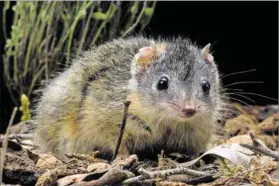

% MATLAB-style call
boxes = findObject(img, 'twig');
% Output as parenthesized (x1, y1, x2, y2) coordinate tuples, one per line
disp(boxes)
(75, 168, 134, 186)
(186, 175, 220, 185)
(139, 167, 211, 178)
(240, 132, 279, 160)
(122, 167, 212, 184)
(112, 101, 131, 161)
(122, 175, 145, 184)
(0, 107, 18, 184)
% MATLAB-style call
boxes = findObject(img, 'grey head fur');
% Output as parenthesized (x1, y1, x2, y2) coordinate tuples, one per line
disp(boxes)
(130, 36, 222, 122)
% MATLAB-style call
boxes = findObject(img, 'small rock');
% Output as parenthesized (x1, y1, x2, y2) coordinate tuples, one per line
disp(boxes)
(87, 162, 111, 173)
(36, 153, 63, 170)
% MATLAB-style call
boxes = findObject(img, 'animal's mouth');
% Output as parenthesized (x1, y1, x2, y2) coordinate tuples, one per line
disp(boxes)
(169, 102, 197, 118)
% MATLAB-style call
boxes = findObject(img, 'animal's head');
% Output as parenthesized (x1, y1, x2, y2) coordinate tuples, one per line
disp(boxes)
(128, 37, 223, 123)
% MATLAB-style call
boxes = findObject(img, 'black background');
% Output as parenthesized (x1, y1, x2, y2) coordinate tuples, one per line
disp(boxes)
(0, 1, 278, 132)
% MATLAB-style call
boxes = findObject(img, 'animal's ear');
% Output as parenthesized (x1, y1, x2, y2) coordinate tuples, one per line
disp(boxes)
(133, 43, 166, 71)
(201, 43, 214, 63)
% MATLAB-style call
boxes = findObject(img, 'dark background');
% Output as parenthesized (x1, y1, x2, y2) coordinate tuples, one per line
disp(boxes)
(0, 2, 278, 132)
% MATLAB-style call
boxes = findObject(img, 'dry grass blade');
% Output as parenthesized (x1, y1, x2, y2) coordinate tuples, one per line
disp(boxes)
(0, 107, 18, 184)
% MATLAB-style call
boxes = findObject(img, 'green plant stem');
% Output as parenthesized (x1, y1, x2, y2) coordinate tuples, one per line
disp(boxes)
(28, 64, 47, 96)
(122, 1, 147, 37)
(76, 3, 95, 56)
(124, 1, 139, 31)
(22, 2, 36, 77)
(2, 2, 10, 40)
(12, 10, 20, 84)
(91, 3, 117, 46)
(139, 1, 157, 32)
(65, 1, 94, 63)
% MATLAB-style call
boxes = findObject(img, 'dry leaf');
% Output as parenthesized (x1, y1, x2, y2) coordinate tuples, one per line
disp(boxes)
(179, 144, 254, 168)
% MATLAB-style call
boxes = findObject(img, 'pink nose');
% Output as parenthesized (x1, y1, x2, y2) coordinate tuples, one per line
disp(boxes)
(180, 108, 196, 117)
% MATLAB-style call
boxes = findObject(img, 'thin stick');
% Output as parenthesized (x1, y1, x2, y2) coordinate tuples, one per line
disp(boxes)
(122, 175, 146, 184)
(240, 132, 279, 161)
(112, 101, 131, 161)
(139, 167, 211, 178)
(0, 107, 18, 184)
(186, 175, 220, 185)
(75, 168, 134, 186)
(122, 167, 212, 184)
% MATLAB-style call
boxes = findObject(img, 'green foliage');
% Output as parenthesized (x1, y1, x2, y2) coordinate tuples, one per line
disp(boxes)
(144, 7, 154, 16)
(19, 94, 31, 121)
(2, 1, 157, 105)
(93, 12, 108, 20)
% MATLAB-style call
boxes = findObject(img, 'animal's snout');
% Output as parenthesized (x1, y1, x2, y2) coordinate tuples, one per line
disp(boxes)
(169, 101, 198, 118)
(180, 107, 196, 118)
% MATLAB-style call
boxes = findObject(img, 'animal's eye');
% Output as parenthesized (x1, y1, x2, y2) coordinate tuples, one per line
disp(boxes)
(201, 80, 210, 94)
(157, 76, 169, 90)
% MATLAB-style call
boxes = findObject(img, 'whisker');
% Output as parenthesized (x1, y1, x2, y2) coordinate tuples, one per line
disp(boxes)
(221, 88, 244, 92)
(219, 107, 242, 117)
(228, 92, 278, 102)
(220, 69, 257, 79)
(224, 93, 256, 103)
(221, 95, 252, 107)
(226, 97, 266, 119)
(223, 81, 264, 88)
(227, 97, 254, 110)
